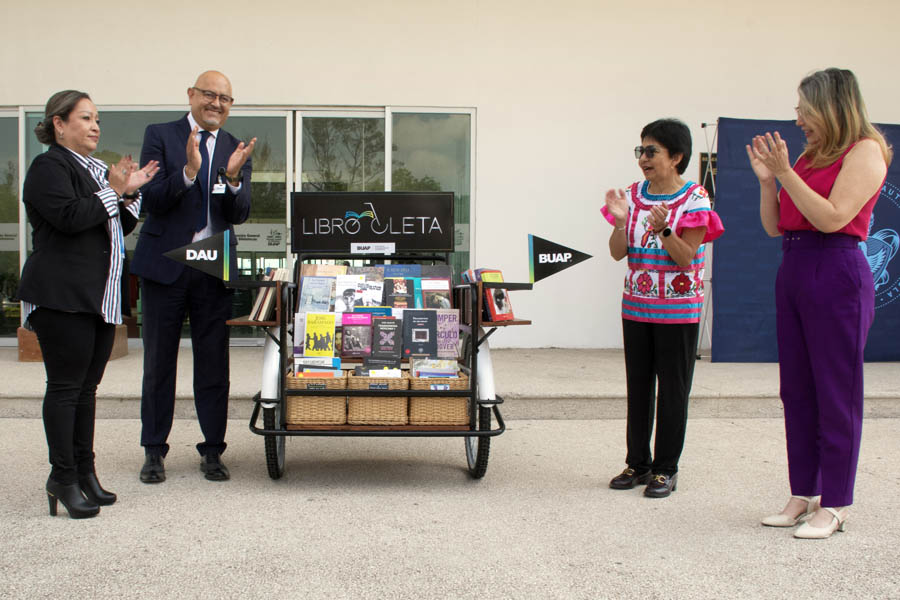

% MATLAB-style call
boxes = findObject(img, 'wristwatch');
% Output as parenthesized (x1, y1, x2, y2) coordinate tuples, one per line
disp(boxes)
(661, 227, 672, 238)
(225, 173, 241, 185)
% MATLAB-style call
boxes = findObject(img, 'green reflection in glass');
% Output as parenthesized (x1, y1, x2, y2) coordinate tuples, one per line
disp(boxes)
(392, 113, 471, 277)
(302, 118, 385, 192)
(0, 117, 18, 336)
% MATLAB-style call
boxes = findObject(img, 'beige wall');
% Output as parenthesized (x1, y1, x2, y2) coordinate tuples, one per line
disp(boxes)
(4, 0, 899, 347)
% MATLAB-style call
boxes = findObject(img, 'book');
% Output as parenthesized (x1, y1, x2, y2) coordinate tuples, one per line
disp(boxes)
(478, 269, 515, 322)
(334, 274, 365, 312)
(383, 277, 415, 309)
(359, 279, 385, 307)
(383, 264, 421, 278)
(436, 308, 460, 359)
(300, 263, 348, 278)
(421, 264, 452, 279)
(371, 316, 402, 359)
(340, 312, 372, 358)
(402, 309, 438, 358)
(293, 356, 342, 370)
(293, 311, 306, 356)
(410, 358, 459, 378)
(253, 267, 290, 321)
(249, 268, 275, 321)
(347, 265, 385, 281)
(422, 277, 452, 309)
(297, 276, 335, 313)
(355, 306, 392, 318)
(292, 370, 341, 378)
(363, 356, 402, 371)
(303, 312, 337, 357)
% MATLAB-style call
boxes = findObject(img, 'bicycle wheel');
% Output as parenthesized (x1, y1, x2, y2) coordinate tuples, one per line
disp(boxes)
(465, 404, 491, 478)
(263, 404, 286, 479)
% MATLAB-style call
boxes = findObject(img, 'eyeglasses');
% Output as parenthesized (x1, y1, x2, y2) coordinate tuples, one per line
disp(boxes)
(634, 145, 660, 159)
(192, 87, 234, 106)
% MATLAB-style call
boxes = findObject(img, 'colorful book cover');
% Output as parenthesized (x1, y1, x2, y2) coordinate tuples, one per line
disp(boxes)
(436, 308, 460, 359)
(334, 274, 365, 313)
(372, 317, 402, 359)
(383, 264, 421, 278)
(347, 265, 385, 281)
(478, 269, 514, 322)
(401, 309, 438, 358)
(340, 312, 372, 357)
(297, 276, 335, 313)
(383, 277, 415, 309)
(355, 306, 392, 318)
(422, 278, 452, 309)
(412, 277, 423, 308)
(303, 312, 337, 357)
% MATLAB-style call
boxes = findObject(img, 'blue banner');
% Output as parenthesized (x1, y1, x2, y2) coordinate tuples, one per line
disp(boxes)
(712, 117, 900, 362)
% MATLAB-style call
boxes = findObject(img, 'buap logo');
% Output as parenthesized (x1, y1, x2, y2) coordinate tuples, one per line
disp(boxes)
(859, 181, 900, 308)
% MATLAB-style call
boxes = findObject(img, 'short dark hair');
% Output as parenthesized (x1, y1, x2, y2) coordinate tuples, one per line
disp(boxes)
(34, 90, 91, 145)
(640, 118, 692, 174)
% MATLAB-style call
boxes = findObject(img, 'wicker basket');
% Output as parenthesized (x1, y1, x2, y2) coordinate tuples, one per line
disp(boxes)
(347, 372, 409, 425)
(409, 374, 470, 425)
(285, 374, 347, 425)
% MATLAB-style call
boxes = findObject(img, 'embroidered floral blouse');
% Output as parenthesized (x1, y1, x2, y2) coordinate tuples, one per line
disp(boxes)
(602, 180, 724, 324)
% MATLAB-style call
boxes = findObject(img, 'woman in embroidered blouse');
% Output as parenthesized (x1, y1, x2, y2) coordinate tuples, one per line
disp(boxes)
(602, 118, 724, 498)
(17, 90, 158, 519)
(747, 69, 891, 539)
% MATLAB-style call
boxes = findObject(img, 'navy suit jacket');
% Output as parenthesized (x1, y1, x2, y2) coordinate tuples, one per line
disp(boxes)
(131, 115, 251, 284)
(17, 144, 137, 315)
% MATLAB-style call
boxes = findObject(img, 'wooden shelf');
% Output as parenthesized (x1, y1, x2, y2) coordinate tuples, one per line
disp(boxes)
(286, 424, 470, 432)
(227, 315, 278, 327)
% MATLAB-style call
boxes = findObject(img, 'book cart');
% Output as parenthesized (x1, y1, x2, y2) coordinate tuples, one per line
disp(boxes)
(228, 192, 532, 480)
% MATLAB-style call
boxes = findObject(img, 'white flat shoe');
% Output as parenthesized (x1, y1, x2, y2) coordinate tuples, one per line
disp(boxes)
(761, 495, 820, 527)
(794, 507, 848, 539)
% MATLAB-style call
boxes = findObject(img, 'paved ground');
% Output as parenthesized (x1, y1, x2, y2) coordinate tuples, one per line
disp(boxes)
(2, 346, 899, 598)
(1, 417, 899, 599)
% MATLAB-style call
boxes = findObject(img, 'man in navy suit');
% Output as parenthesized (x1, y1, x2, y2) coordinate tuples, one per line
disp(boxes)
(133, 71, 256, 483)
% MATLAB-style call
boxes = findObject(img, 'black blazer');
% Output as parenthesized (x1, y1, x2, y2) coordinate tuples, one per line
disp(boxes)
(131, 115, 252, 285)
(17, 144, 137, 317)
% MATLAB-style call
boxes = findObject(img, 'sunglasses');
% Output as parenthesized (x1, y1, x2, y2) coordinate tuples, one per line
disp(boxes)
(634, 145, 660, 159)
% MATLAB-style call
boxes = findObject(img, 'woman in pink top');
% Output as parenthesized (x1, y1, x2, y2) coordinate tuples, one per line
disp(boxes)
(747, 68, 892, 539)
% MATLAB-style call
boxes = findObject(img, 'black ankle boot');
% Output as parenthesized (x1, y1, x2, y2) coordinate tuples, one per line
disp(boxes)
(46, 479, 100, 519)
(78, 473, 117, 506)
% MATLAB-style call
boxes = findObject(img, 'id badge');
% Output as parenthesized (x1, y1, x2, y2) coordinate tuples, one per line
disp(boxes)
(212, 183, 226, 195)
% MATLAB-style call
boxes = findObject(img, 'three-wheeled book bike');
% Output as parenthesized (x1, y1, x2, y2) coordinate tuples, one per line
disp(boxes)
(227, 192, 531, 481)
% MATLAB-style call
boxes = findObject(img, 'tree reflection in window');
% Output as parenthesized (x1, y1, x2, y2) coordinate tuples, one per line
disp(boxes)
(302, 118, 385, 192)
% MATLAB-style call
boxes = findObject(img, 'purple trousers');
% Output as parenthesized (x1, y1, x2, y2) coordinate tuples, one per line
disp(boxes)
(775, 231, 874, 507)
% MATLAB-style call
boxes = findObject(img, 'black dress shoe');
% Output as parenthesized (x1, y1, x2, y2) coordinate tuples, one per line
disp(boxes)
(609, 467, 652, 490)
(46, 479, 100, 519)
(644, 473, 678, 498)
(79, 472, 117, 505)
(140, 454, 166, 484)
(201, 453, 230, 481)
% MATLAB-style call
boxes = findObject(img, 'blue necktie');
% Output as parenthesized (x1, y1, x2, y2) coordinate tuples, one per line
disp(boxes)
(195, 130, 211, 232)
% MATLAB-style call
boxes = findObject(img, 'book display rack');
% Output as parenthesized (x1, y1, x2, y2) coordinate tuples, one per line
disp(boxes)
(226, 191, 531, 480)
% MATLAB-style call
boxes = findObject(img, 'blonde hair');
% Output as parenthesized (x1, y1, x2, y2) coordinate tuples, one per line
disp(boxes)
(797, 68, 892, 168)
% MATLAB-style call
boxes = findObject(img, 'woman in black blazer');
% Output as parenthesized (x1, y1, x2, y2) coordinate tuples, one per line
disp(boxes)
(17, 90, 158, 519)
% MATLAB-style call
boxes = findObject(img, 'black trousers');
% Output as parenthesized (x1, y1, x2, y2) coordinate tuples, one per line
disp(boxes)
(140, 268, 232, 457)
(29, 308, 115, 485)
(622, 319, 699, 476)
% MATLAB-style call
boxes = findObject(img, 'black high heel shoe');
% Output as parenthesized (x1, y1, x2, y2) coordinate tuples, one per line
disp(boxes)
(46, 479, 100, 519)
(79, 473, 117, 506)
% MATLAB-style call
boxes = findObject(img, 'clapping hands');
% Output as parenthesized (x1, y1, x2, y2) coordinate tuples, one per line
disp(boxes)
(108, 155, 160, 201)
(746, 132, 791, 182)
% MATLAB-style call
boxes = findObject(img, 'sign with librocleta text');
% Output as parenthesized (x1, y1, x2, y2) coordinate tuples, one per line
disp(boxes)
(291, 192, 454, 252)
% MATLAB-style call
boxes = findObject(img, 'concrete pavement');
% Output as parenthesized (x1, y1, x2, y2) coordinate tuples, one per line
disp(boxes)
(1, 346, 899, 599)
(1, 417, 899, 599)
(2, 346, 899, 419)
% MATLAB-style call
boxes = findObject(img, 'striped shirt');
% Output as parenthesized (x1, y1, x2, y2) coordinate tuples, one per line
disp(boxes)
(619, 181, 713, 324)
(23, 149, 141, 325)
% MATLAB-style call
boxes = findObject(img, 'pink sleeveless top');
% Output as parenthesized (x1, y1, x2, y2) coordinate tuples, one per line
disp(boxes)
(778, 142, 882, 240)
